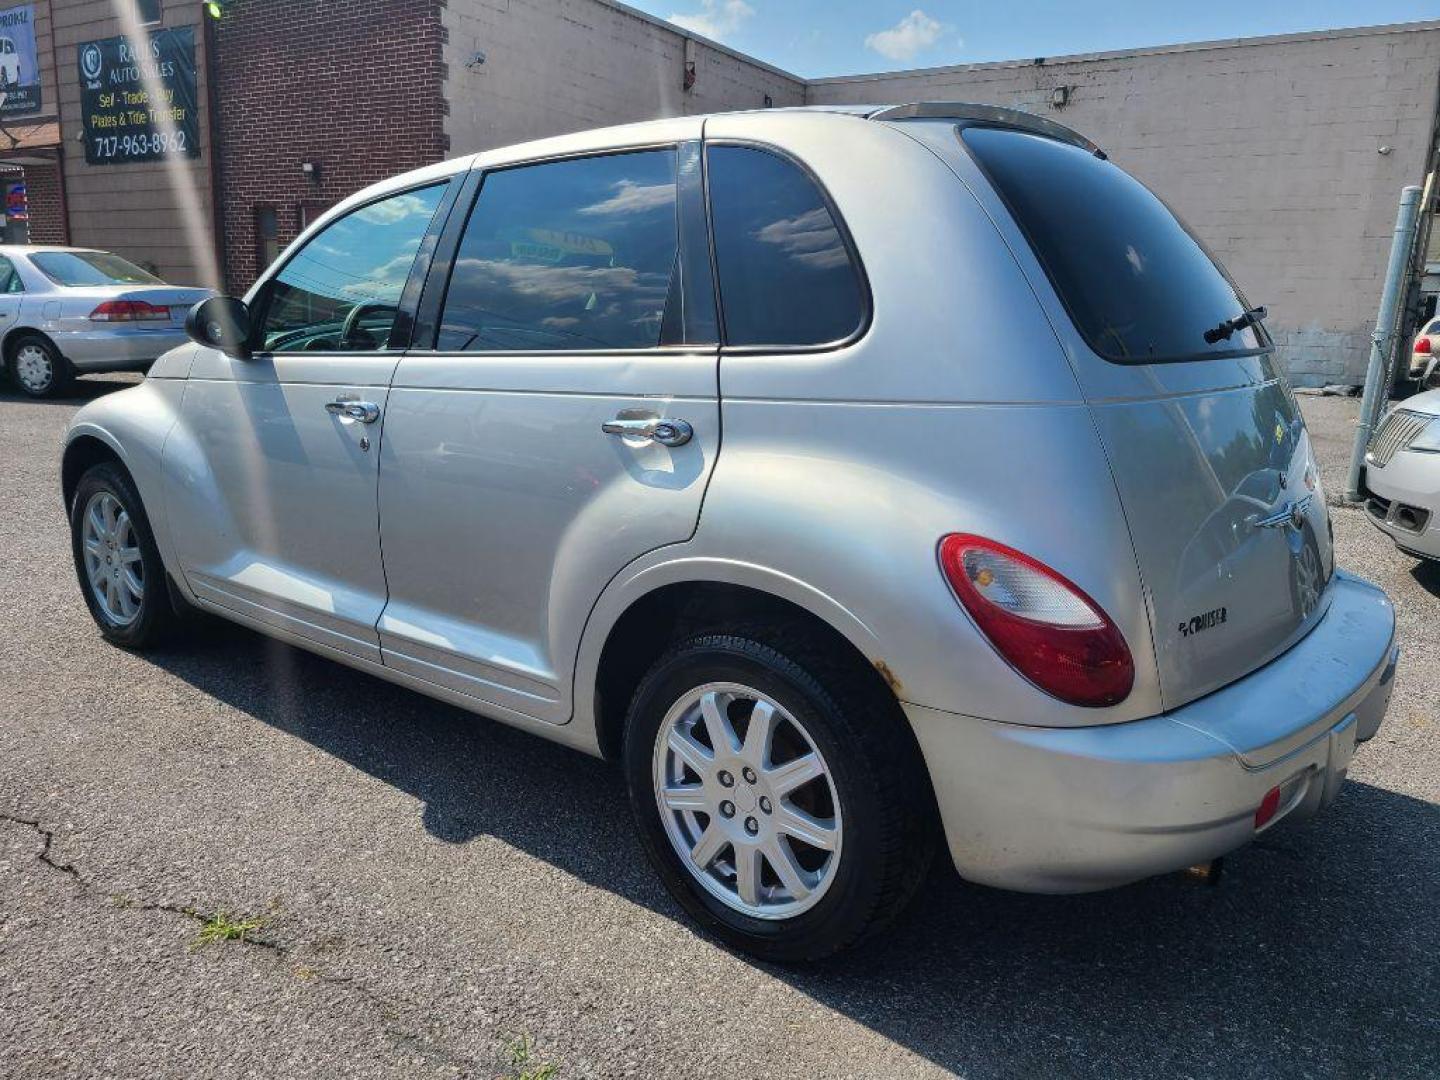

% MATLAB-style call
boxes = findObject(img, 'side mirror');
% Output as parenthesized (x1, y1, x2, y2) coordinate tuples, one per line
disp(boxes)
(185, 296, 252, 359)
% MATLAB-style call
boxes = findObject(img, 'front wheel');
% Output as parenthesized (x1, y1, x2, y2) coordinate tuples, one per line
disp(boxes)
(70, 462, 176, 649)
(623, 630, 936, 962)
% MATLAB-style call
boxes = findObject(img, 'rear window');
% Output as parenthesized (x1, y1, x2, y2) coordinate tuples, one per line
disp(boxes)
(1426, 321, 1440, 335)
(707, 145, 865, 348)
(31, 250, 164, 287)
(962, 126, 1265, 364)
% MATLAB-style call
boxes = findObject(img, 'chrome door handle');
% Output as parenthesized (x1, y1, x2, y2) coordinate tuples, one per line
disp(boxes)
(602, 415, 693, 447)
(326, 399, 381, 424)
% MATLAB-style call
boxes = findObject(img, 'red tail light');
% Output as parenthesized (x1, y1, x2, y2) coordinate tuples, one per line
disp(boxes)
(90, 300, 170, 322)
(1416, 337, 1432, 354)
(1254, 785, 1281, 830)
(938, 534, 1134, 708)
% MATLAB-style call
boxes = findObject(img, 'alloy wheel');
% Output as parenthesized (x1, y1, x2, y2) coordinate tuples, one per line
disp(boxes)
(652, 681, 843, 920)
(81, 491, 144, 625)
(1295, 539, 1322, 618)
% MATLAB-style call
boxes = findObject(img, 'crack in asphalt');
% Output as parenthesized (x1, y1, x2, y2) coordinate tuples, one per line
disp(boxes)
(0, 810, 484, 1073)
(0, 810, 288, 955)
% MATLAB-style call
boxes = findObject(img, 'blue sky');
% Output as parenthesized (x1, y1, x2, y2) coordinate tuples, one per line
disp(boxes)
(623, 1, 1436, 77)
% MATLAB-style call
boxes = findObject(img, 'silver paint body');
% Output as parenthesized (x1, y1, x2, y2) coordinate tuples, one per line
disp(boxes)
(63, 109, 1397, 892)
(0, 245, 210, 372)
(1365, 389, 1440, 560)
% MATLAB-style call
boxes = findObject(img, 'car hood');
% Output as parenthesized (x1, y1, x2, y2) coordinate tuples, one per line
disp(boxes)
(1398, 388, 1440, 418)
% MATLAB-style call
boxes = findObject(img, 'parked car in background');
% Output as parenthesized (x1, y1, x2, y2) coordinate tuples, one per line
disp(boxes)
(0, 246, 211, 398)
(60, 104, 1398, 961)
(1365, 388, 1440, 562)
(1410, 319, 1440, 388)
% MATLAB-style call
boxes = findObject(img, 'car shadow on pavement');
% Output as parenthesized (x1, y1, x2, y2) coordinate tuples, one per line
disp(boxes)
(0, 373, 140, 405)
(1412, 558, 1440, 599)
(144, 620, 1440, 1079)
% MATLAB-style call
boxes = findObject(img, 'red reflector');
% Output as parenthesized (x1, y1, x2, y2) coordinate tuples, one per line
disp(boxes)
(1254, 786, 1282, 830)
(1416, 337, 1432, 354)
(938, 534, 1134, 708)
(90, 299, 170, 322)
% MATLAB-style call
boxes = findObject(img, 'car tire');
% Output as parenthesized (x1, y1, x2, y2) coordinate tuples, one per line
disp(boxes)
(7, 334, 72, 399)
(69, 462, 177, 649)
(623, 627, 936, 963)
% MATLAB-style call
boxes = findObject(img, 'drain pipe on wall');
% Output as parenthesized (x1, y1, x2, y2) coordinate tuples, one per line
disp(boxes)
(1346, 185, 1424, 503)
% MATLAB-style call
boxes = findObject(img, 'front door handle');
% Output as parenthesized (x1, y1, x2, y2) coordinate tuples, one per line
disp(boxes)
(602, 415, 693, 447)
(326, 399, 381, 424)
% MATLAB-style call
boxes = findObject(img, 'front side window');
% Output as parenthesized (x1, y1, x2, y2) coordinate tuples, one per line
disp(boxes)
(32, 250, 163, 286)
(438, 149, 678, 352)
(706, 145, 865, 348)
(258, 183, 446, 353)
(962, 126, 1265, 364)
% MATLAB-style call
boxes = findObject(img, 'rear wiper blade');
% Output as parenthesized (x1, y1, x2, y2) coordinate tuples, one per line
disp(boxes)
(1204, 306, 1267, 345)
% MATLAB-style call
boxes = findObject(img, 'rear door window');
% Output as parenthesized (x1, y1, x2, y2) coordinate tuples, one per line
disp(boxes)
(438, 149, 681, 352)
(706, 145, 865, 348)
(962, 126, 1265, 364)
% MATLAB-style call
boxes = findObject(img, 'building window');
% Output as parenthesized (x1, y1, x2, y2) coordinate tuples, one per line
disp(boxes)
(255, 206, 280, 272)
(137, 0, 162, 24)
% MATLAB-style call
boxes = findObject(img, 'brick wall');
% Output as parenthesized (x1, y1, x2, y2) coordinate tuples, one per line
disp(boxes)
(22, 160, 66, 243)
(810, 23, 1440, 386)
(212, 0, 448, 293)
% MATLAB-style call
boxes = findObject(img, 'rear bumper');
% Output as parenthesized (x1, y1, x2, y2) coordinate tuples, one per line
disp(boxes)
(1364, 453, 1440, 559)
(908, 570, 1397, 893)
(58, 326, 189, 371)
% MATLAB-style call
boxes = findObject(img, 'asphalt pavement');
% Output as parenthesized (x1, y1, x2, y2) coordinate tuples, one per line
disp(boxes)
(2, 376, 1438, 1079)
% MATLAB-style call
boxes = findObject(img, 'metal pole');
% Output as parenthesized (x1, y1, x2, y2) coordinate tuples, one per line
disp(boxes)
(1346, 185, 1424, 502)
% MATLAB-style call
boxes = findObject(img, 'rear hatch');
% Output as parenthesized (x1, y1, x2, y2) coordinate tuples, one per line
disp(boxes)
(961, 125, 1334, 710)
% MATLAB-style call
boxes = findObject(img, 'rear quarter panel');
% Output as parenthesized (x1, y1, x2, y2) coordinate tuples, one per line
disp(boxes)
(574, 113, 1162, 729)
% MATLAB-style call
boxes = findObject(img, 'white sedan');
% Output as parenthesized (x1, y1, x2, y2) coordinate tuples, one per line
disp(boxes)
(1365, 388, 1440, 562)
(0, 245, 211, 398)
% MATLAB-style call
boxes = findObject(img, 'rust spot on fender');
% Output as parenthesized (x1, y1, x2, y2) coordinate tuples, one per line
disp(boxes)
(872, 659, 903, 697)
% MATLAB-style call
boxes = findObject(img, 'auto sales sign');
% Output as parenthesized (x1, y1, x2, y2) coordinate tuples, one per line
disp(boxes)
(79, 26, 199, 165)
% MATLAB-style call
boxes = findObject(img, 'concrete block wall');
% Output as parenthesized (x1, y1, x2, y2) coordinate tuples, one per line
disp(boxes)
(443, 0, 804, 155)
(51, 0, 215, 286)
(809, 23, 1440, 386)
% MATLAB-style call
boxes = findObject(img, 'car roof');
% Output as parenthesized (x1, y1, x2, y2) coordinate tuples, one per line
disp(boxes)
(292, 101, 1096, 283)
(0, 245, 106, 257)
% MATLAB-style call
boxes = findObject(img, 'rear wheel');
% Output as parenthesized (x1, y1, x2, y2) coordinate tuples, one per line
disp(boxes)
(69, 462, 176, 649)
(7, 335, 71, 399)
(623, 629, 935, 962)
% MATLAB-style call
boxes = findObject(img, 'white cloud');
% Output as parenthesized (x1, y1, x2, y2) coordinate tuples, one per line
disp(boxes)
(579, 180, 675, 217)
(668, 0, 754, 42)
(864, 9, 945, 62)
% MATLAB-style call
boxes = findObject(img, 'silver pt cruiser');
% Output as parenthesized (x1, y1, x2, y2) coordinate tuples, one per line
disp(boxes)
(61, 104, 1398, 961)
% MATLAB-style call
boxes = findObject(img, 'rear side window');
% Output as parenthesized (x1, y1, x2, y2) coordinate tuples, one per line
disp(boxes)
(1426, 321, 1440, 335)
(438, 149, 679, 352)
(707, 145, 864, 348)
(963, 127, 1264, 364)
